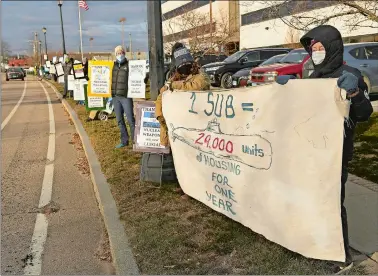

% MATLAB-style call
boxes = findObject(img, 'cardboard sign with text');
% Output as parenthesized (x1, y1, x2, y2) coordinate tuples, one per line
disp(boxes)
(162, 79, 349, 262)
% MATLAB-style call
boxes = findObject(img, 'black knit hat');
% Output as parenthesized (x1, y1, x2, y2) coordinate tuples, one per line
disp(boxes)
(172, 44, 194, 69)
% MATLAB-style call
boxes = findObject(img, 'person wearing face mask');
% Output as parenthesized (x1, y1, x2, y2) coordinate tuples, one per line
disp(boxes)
(277, 25, 373, 273)
(155, 43, 210, 199)
(110, 45, 135, 148)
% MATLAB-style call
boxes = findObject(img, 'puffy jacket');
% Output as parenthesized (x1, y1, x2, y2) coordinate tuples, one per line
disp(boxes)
(155, 71, 211, 146)
(111, 60, 129, 97)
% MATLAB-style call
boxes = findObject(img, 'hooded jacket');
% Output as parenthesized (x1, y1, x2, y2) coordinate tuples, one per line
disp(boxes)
(300, 25, 373, 163)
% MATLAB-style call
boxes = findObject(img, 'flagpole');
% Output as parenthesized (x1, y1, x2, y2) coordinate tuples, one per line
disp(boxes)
(78, 0, 84, 60)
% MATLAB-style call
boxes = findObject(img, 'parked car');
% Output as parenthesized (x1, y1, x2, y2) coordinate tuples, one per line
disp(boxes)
(250, 49, 309, 84)
(343, 42, 378, 94)
(232, 54, 286, 88)
(202, 48, 292, 88)
(5, 67, 25, 81)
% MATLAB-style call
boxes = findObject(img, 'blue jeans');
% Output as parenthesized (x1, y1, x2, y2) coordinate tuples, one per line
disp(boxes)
(113, 96, 135, 145)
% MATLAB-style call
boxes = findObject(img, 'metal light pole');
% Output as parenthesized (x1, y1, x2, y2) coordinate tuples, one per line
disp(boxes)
(147, 0, 164, 101)
(39, 41, 42, 66)
(58, 0, 68, 97)
(119, 17, 126, 50)
(42, 27, 48, 60)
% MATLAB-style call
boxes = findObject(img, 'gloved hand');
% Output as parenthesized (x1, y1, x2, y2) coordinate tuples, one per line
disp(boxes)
(276, 75, 297, 85)
(337, 70, 358, 94)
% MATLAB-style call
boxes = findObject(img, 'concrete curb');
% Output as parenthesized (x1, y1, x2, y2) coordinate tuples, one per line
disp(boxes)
(43, 80, 139, 275)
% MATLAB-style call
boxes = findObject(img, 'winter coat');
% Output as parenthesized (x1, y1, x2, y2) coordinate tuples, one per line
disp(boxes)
(300, 25, 373, 164)
(155, 71, 211, 146)
(111, 59, 129, 97)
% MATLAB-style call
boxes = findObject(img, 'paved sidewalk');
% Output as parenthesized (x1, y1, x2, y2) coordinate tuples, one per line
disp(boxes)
(346, 174, 378, 254)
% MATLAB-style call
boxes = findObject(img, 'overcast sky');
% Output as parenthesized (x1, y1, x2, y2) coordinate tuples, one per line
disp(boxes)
(1, 1, 148, 55)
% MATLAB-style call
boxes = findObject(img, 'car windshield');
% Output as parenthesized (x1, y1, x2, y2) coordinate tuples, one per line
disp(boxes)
(224, 51, 247, 63)
(8, 68, 23, 72)
(279, 50, 308, 64)
(260, 54, 286, 66)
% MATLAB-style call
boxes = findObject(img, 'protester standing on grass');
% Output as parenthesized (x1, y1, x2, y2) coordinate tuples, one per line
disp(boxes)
(155, 42, 210, 198)
(111, 45, 135, 148)
(277, 25, 373, 274)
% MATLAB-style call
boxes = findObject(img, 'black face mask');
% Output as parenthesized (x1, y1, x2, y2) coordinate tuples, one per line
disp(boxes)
(177, 64, 192, 76)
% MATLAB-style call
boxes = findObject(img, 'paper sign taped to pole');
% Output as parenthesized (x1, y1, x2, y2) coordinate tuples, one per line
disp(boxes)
(162, 79, 349, 262)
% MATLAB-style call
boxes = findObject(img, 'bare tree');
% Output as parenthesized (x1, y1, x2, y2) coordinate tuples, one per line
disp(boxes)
(163, 7, 238, 56)
(241, 1, 378, 32)
(1, 40, 11, 62)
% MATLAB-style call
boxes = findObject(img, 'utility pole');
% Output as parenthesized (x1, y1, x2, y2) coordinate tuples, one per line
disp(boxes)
(119, 17, 126, 49)
(129, 33, 132, 59)
(147, 0, 164, 101)
(209, 0, 213, 52)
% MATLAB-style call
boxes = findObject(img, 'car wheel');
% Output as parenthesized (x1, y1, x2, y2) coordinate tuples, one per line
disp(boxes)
(221, 72, 233, 89)
(21, 78, 24, 81)
(363, 75, 372, 94)
(6, 78, 9, 81)
(98, 111, 108, 121)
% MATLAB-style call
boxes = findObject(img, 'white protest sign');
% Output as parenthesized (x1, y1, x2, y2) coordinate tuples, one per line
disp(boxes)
(137, 107, 165, 148)
(46, 60, 51, 68)
(88, 96, 104, 108)
(128, 60, 146, 98)
(68, 75, 75, 90)
(53, 56, 57, 63)
(49, 64, 56, 74)
(58, 76, 64, 83)
(55, 63, 64, 76)
(162, 79, 349, 262)
(73, 79, 85, 101)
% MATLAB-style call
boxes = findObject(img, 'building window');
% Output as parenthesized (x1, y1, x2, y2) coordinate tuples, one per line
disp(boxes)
(162, 0, 216, 21)
(241, 1, 337, 26)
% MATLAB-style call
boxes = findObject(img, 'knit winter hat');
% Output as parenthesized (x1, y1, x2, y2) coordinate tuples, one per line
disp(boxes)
(173, 45, 194, 69)
(115, 45, 125, 55)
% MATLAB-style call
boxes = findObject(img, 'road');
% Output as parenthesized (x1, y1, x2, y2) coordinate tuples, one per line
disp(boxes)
(1, 75, 114, 275)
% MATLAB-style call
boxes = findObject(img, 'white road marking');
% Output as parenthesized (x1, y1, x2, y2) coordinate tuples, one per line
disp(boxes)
(1, 80, 27, 130)
(24, 81, 56, 275)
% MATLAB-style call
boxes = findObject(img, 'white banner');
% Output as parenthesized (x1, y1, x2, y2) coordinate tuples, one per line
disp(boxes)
(128, 60, 146, 99)
(162, 79, 349, 262)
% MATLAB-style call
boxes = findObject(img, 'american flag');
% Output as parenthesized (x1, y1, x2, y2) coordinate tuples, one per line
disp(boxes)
(78, 0, 89, 11)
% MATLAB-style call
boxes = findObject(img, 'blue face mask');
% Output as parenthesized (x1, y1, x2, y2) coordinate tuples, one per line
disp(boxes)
(116, 54, 125, 63)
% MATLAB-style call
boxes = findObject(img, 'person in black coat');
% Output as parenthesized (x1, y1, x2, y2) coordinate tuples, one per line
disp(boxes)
(277, 25, 373, 273)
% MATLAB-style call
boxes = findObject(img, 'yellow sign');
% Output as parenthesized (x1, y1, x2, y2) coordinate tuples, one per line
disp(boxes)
(88, 60, 113, 97)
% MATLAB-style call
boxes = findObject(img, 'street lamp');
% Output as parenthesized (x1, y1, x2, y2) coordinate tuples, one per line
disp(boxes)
(119, 17, 126, 49)
(57, 0, 68, 98)
(42, 27, 48, 60)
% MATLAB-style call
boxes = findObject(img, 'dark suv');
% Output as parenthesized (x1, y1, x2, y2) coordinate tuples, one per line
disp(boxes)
(202, 48, 292, 88)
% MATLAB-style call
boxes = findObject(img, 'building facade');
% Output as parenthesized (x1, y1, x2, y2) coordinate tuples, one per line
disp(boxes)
(239, 1, 378, 49)
(162, 0, 240, 55)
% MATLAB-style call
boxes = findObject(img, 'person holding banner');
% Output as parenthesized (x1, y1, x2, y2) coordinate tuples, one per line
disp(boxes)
(277, 25, 373, 273)
(155, 43, 210, 198)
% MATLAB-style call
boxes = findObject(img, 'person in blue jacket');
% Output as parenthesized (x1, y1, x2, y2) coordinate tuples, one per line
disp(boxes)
(277, 25, 373, 273)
